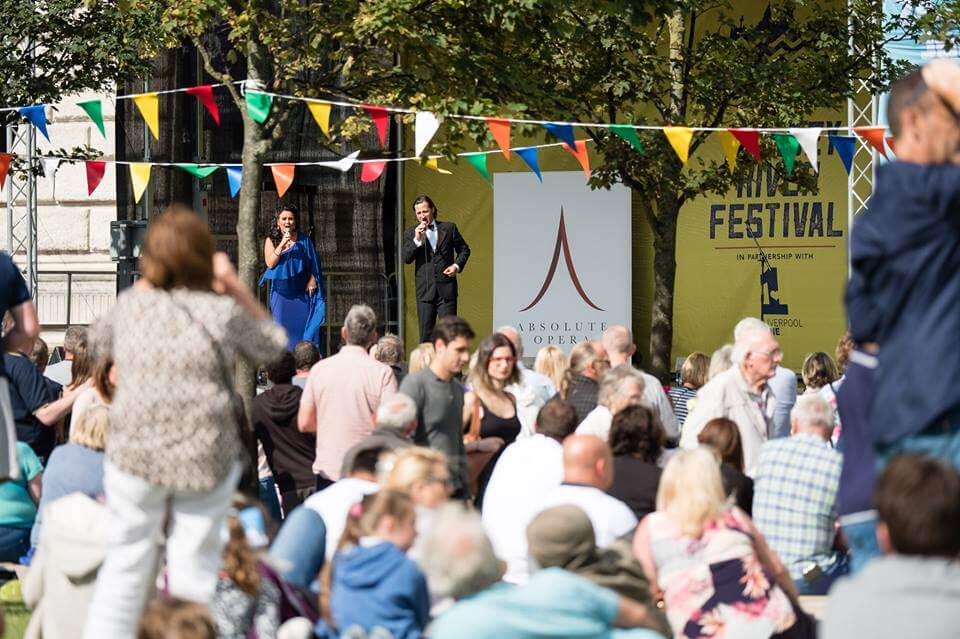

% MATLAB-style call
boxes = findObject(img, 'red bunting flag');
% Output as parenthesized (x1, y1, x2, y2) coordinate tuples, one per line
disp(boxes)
(271, 164, 295, 198)
(885, 136, 896, 157)
(728, 129, 761, 162)
(486, 118, 511, 159)
(0, 153, 12, 189)
(360, 161, 387, 182)
(363, 105, 390, 146)
(185, 85, 220, 126)
(86, 161, 106, 195)
(564, 140, 591, 179)
(853, 127, 888, 158)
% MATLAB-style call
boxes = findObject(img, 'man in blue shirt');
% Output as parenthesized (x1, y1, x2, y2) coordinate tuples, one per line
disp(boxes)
(845, 59, 960, 467)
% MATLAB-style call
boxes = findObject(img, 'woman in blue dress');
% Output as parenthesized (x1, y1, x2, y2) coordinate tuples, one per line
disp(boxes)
(260, 204, 326, 351)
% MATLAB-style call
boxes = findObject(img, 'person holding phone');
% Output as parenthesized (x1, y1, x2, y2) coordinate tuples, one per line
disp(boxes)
(402, 195, 471, 343)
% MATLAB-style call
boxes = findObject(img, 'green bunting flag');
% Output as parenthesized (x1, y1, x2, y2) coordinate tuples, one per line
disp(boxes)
(245, 91, 273, 124)
(609, 124, 644, 153)
(77, 99, 106, 139)
(773, 133, 800, 174)
(464, 153, 491, 184)
(176, 164, 219, 179)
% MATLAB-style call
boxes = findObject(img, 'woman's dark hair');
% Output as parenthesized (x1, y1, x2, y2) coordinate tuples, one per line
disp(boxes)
(697, 417, 745, 473)
(608, 405, 665, 463)
(140, 206, 214, 291)
(467, 332, 520, 394)
(268, 202, 300, 245)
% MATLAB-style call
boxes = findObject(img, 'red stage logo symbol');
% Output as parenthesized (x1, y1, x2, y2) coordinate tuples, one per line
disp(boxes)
(519, 208, 604, 312)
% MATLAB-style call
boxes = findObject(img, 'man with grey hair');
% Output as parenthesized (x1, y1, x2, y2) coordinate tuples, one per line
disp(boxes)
(298, 304, 397, 490)
(339, 392, 417, 477)
(752, 394, 847, 594)
(735, 317, 797, 439)
(680, 319, 782, 474)
(601, 325, 678, 441)
(576, 365, 645, 440)
(43, 325, 86, 386)
(373, 333, 407, 386)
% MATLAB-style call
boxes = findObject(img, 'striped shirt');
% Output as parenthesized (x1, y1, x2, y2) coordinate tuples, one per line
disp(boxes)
(668, 386, 697, 430)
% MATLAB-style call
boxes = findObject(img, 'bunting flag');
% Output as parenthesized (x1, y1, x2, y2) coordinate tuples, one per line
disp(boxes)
(564, 140, 590, 179)
(245, 91, 273, 124)
(609, 124, 644, 153)
(176, 164, 219, 179)
(86, 161, 106, 196)
(789, 127, 821, 173)
(828, 134, 856, 175)
(364, 105, 389, 146)
(425, 157, 452, 174)
(717, 131, 741, 173)
(773, 133, 800, 173)
(517, 147, 542, 182)
(464, 153, 491, 183)
(185, 85, 220, 126)
(307, 101, 332, 137)
(360, 161, 387, 182)
(853, 126, 888, 158)
(133, 93, 160, 140)
(728, 129, 761, 162)
(226, 166, 242, 198)
(317, 150, 361, 172)
(885, 136, 896, 157)
(18, 105, 50, 141)
(77, 100, 106, 139)
(415, 111, 440, 157)
(0, 153, 12, 189)
(486, 118, 511, 159)
(129, 163, 151, 203)
(271, 164, 295, 198)
(42, 158, 60, 201)
(543, 123, 576, 149)
(663, 126, 693, 164)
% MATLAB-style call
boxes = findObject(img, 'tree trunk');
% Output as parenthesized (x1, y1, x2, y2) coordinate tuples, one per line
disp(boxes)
(648, 190, 680, 378)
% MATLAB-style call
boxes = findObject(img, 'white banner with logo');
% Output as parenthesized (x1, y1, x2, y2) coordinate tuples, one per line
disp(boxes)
(493, 171, 631, 353)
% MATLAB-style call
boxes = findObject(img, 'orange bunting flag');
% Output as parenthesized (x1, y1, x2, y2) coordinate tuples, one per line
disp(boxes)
(486, 118, 511, 159)
(853, 127, 889, 158)
(717, 131, 741, 173)
(0, 153, 12, 189)
(663, 126, 693, 165)
(728, 129, 761, 162)
(564, 140, 591, 179)
(363, 105, 389, 146)
(361, 161, 387, 182)
(271, 164, 295, 198)
(885, 136, 896, 157)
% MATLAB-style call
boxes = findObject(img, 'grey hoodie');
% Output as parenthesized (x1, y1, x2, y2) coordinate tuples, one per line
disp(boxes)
(822, 555, 960, 639)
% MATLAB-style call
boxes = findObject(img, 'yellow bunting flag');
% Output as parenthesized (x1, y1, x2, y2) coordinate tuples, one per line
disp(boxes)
(308, 102, 332, 137)
(717, 131, 741, 173)
(663, 126, 693, 165)
(129, 163, 151, 203)
(425, 157, 452, 174)
(133, 93, 160, 141)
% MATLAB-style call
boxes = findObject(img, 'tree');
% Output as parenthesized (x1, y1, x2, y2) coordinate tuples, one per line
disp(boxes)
(363, 0, 918, 376)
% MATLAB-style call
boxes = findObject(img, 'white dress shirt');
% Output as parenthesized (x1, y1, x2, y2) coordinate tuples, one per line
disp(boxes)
(538, 484, 638, 548)
(481, 435, 564, 584)
(575, 405, 613, 440)
(304, 478, 380, 561)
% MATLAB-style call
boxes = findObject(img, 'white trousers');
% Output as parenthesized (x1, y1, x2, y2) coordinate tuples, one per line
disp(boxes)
(82, 461, 240, 639)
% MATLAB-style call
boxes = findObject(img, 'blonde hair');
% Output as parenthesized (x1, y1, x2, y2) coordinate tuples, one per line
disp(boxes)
(70, 405, 110, 451)
(409, 343, 435, 374)
(136, 598, 215, 639)
(384, 446, 448, 491)
(802, 351, 839, 391)
(680, 352, 710, 389)
(534, 345, 568, 392)
(559, 342, 600, 400)
(656, 447, 727, 537)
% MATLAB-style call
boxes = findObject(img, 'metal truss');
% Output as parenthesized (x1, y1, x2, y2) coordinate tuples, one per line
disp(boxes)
(5, 123, 38, 294)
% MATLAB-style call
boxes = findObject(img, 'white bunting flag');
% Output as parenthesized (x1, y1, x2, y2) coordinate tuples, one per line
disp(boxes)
(789, 127, 822, 174)
(42, 158, 60, 202)
(415, 111, 440, 157)
(318, 150, 361, 173)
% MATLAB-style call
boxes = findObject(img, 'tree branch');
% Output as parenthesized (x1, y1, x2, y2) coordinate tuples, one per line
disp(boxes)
(193, 36, 242, 109)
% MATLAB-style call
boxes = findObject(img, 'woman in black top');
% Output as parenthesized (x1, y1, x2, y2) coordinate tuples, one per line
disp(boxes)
(606, 405, 666, 521)
(697, 417, 754, 515)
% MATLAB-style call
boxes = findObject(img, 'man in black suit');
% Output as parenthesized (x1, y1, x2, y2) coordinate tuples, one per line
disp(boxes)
(403, 195, 471, 342)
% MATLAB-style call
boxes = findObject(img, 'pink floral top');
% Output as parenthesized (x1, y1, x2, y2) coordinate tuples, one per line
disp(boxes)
(646, 509, 796, 638)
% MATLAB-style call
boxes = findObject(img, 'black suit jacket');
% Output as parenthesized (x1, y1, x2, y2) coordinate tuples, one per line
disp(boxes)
(402, 220, 471, 303)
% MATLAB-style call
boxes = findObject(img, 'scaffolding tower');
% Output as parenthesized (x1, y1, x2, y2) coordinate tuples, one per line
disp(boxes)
(4, 122, 38, 295)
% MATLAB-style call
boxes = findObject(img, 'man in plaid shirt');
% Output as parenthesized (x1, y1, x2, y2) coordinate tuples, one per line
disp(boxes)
(753, 394, 849, 594)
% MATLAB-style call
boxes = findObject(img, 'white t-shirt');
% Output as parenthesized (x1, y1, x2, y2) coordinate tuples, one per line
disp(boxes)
(539, 484, 638, 547)
(481, 435, 564, 584)
(303, 477, 380, 561)
(575, 405, 613, 440)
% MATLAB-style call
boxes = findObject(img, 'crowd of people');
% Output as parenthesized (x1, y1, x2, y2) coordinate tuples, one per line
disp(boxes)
(0, 59, 958, 639)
